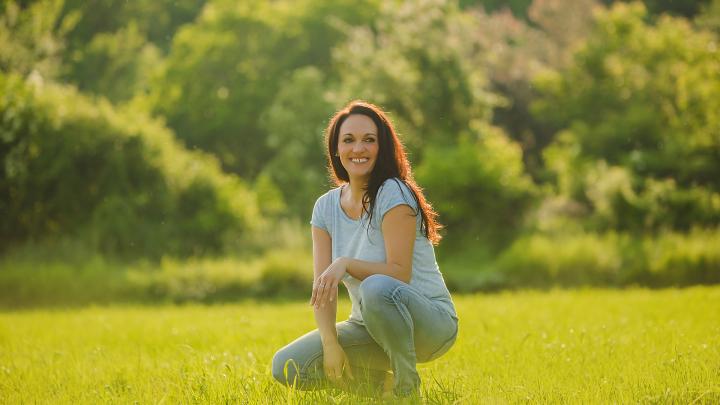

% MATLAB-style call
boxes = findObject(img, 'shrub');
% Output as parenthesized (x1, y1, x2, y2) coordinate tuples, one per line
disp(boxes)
(496, 232, 624, 287)
(417, 125, 538, 251)
(495, 229, 720, 288)
(257, 250, 314, 297)
(0, 72, 260, 258)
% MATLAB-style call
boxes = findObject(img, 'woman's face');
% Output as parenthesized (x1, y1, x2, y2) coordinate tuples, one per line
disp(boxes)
(337, 114, 379, 183)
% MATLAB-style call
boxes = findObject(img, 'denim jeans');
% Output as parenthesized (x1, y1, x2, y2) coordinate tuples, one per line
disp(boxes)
(272, 274, 459, 396)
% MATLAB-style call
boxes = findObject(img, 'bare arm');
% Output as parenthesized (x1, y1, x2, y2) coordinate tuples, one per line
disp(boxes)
(311, 225, 337, 346)
(345, 204, 415, 283)
(313, 204, 416, 308)
(311, 225, 354, 383)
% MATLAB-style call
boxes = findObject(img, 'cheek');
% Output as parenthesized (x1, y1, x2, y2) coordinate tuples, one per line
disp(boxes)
(370, 144, 380, 158)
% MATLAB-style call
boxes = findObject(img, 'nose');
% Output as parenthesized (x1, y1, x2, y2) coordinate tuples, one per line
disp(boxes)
(352, 140, 365, 152)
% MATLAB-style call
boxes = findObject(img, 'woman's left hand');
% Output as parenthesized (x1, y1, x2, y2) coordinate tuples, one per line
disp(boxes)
(311, 257, 350, 309)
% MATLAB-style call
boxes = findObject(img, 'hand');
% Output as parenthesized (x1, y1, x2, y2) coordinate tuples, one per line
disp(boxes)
(311, 257, 349, 309)
(322, 341, 354, 386)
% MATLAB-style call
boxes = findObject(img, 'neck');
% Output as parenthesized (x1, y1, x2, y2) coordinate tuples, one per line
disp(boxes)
(345, 177, 368, 205)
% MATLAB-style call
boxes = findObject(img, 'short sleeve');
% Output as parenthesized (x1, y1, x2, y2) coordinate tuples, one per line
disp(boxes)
(376, 178, 419, 224)
(310, 194, 328, 231)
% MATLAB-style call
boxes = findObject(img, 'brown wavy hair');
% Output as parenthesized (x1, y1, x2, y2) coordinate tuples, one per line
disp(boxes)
(324, 100, 443, 245)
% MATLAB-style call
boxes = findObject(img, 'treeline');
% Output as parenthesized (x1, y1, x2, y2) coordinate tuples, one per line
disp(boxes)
(1, 0, 719, 294)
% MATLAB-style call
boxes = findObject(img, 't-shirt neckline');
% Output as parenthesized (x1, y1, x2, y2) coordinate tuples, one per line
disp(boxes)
(338, 184, 364, 222)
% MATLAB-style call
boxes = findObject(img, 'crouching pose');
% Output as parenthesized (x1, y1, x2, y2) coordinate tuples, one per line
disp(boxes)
(271, 101, 459, 397)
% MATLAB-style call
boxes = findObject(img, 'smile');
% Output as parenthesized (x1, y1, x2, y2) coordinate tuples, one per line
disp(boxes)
(350, 158, 369, 163)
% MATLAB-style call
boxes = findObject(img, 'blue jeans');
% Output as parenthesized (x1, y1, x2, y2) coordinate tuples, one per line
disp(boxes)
(272, 274, 459, 396)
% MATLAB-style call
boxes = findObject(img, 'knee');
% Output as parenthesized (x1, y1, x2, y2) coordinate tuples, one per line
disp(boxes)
(271, 348, 301, 386)
(359, 274, 396, 312)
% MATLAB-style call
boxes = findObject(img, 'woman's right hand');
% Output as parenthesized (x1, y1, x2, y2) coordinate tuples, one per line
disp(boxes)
(322, 341, 354, 385)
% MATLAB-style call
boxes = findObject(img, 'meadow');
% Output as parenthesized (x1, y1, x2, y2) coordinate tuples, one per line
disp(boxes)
(1, 286, 719, 404)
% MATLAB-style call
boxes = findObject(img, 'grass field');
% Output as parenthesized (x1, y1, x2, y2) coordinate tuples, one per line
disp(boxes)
(1, 287, 719, 404)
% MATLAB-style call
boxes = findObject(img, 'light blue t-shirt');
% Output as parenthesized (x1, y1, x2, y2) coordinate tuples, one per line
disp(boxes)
(310, 177, 457, 324)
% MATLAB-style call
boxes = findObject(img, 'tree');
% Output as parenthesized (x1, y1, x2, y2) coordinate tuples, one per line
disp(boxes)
(331, 0, 536, 250)
(259, 67, 336, 218)
(467, 0, 599, 179)
(534, 2, 720, 232)
(0, 72, 261, 258)
(150, 0, 381, 177)
(66, 22, 161, 102)
(332, 0, 497, 157)
(696, 0, 720, 33)
(416, 123, 537, 251)
(0, 0, 76, 79)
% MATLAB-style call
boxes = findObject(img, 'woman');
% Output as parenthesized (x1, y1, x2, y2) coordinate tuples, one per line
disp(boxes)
(271, 100, 458, 397)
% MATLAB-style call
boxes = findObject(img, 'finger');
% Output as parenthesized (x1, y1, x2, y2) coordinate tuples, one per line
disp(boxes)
(326, 365, 341, 382)
(314, 280, 327, 308)
(310, 278, 324, 307)
(328, 283, 337, 302)
(318, 283, 330, 308)
(310, 282, 318, 306)
(323, 365, 334, 381)
(319, 280, 333, 307)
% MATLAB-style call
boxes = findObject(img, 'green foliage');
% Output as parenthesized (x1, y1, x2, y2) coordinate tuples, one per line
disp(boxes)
(696, 0, 720, 32)
(0, 72, 260, 258)
(534, 2, 720, 232)
(459, 0, 534, 17)
(332, 0, 497, 154)
(0, 248, 312, 307)
(256, 250, 313, 297)
(469, 0, 599, 179)
(60, 0, 207, 52)
(64, 22, 162, 102)
(55, 0, 206, 102)
(496, 228, 720, 287)
(0, 0, 77, 78)
(636, 0, 711, 18)
(258, 67, 335, 218)
(151, 0, 381, 176)
(417, 124, 538, 250)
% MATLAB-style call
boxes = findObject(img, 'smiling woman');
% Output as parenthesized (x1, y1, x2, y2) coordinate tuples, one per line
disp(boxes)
(270, 100, 458, 398)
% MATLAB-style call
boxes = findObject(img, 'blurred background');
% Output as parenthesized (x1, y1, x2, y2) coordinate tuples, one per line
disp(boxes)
(1, 0, 718, 308)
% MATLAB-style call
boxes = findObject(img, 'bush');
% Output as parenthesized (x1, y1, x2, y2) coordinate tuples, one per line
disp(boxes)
(496, 232, 625, 287)
(417, 125, 538, 251)
(641, 229, 720, 286)
(495, 229, 720, 288)
(257, 250, 314, 297)
(0, 248, 315, 308)
(534, 2, 720, 232)
(0, 72, 260, 259)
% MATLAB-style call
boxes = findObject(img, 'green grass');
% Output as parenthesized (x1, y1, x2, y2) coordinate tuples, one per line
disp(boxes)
(1, 287, 719, 404)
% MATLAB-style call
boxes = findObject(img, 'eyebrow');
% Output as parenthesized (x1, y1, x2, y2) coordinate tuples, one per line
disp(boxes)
(341, 132, 377, 137)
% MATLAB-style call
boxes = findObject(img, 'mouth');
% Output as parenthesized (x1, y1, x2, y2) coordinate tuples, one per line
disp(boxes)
(350, 158, 369, 164)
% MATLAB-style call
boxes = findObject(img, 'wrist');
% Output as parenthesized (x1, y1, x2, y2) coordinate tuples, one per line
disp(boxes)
(342, 257, 353, 276)
(320, 334, 340, 348)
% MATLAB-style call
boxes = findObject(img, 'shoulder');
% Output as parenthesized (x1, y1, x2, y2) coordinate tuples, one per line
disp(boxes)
(377, 177, 418, 210)
(378, 177, 413, 198)
(312, 187, 338, 212)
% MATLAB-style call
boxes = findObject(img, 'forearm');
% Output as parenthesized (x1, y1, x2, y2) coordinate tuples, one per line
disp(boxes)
(346, 258, 411, 284)
(313, 294, 339, 347)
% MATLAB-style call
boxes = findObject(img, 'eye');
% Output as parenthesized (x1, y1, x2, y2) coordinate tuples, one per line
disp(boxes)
(364, 138, 376, 143)
(343, 138, 353, 143)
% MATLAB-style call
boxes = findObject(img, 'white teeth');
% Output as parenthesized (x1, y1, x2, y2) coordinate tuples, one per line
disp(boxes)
(351, 158, 368, 163)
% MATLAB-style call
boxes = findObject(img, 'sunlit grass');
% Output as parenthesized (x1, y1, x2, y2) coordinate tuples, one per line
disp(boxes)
(1, 287, 719, 403)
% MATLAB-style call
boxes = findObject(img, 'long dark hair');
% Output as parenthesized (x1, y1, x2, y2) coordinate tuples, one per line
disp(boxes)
(324, 100, 443, 245)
